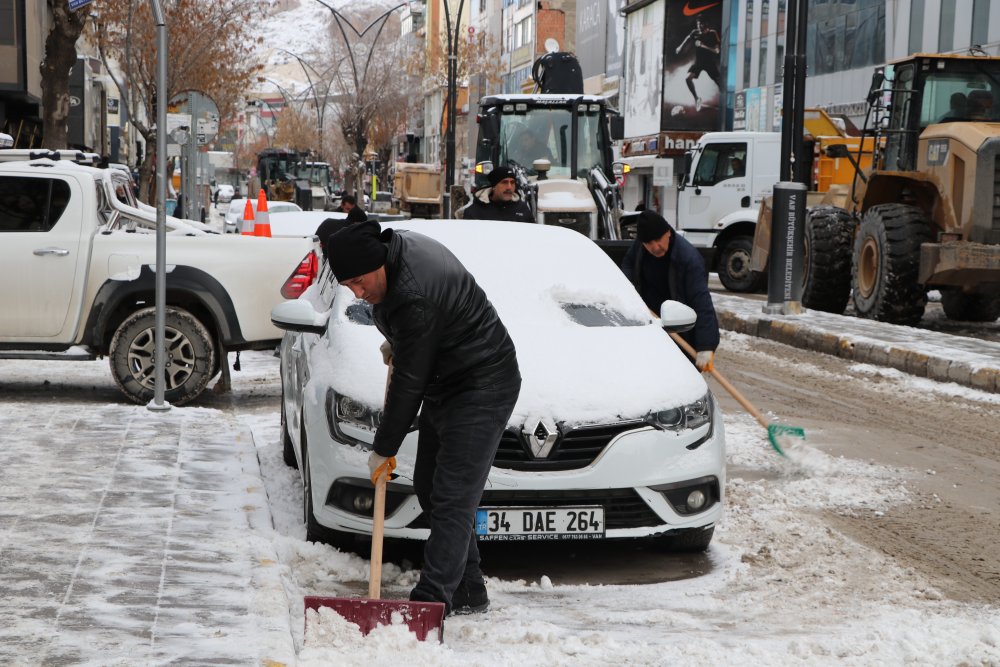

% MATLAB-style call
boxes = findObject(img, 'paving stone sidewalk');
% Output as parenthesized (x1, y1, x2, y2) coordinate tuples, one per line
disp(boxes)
(0, 402, 293, 666)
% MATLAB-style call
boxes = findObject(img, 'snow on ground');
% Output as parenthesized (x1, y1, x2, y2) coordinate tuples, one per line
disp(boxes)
(241, 345, 1000, 666)
(2, 346, 998, 665)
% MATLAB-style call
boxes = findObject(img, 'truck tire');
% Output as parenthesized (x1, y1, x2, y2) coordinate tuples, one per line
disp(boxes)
(109, 306, 216, 406)
(717, 236, 765, 293)
(851, 204, 932, 325)
(802, 206, 854, 313)
(940, 289, 1000, 322)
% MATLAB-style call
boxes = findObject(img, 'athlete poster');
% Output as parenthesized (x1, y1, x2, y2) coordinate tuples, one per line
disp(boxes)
(661, 0, 724, 131)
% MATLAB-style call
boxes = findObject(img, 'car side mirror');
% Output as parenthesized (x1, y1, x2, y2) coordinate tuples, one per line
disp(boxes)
(659, 300, 696, 333)
(270, 299, 330, 334)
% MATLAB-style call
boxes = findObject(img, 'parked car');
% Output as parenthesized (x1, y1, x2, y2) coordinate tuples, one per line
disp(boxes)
(223, 198, 303, 233)
(270, 219, 726, 552)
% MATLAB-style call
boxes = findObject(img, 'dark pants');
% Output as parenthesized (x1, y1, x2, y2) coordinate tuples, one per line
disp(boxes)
(410, 373, 521, 606)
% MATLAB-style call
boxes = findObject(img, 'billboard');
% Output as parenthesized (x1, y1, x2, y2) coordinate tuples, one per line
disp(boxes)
(577, 0, 607, 79)
(661, 0, 723, 132)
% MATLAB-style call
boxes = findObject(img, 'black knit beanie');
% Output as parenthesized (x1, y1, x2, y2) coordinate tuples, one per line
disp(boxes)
(327, 220, 387, 281)
(488, 165, 514, 187)
(346, 206, 368, 223)
(636, 210, 672, 242)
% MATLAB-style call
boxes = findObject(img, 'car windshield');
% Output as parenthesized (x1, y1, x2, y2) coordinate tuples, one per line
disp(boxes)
(560, 303, 645, 327)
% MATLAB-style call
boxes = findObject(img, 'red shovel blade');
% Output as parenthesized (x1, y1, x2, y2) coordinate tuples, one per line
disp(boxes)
(304, 596, 446, 642)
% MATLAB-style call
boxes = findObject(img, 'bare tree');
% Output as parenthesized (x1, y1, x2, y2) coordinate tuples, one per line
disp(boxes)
(40, 1, 89, 149)
(93, 0, 262, 201)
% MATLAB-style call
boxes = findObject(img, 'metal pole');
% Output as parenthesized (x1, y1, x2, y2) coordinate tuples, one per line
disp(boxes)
(778, 0, 798, 182)
(148, 0, 170, 411)
(791, 0, 809, 185)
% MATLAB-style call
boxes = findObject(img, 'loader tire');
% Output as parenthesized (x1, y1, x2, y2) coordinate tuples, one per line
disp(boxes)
(718, 236, 765, 293)
(851, 204, 932, 325)
(802, 206, 854, 314)
(109, 306, 216, 406)
(940, 289, 1000, 322)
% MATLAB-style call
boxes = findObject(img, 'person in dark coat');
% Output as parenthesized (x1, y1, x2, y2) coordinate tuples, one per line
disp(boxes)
(461, 166, 534, 223)
(621, 210, 720, 371)
(326, 221, 521, 616)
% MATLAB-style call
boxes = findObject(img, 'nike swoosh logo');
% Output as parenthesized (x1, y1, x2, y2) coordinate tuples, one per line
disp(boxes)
(683, 1, 720, 16)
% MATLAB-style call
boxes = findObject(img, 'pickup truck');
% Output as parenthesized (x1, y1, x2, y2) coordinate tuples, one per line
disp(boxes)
(0, 156, 320, 405)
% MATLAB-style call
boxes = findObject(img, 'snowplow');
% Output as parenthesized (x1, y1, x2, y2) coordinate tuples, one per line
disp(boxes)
(757, 53, 1000, 324)
(472, 93, 628, 247)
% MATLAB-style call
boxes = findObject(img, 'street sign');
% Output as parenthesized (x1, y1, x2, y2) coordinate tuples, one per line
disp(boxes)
(69, 0, 94, 10)
(652, 158, 674, 187)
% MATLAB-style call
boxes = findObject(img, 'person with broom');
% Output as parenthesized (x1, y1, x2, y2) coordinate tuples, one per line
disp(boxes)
(621, 209, 720, 371)
(326, 220, 521, 615)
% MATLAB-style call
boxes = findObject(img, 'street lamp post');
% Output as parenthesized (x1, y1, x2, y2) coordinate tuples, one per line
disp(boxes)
(442, 1, 466, 218)
(276, 48, 337, 160)
(148, 0, 169, 411)
(312, 1, 406, 198)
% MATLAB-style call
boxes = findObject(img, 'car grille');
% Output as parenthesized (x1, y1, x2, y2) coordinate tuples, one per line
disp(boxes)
(407, 488, 662, 531)
(543, 211, 591, 236)
(493, 421, 646, 471)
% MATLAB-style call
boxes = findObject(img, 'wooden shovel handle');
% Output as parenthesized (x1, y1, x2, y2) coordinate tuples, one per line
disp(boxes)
(368, 471, 386, 600)
(667, 331, 771, 431)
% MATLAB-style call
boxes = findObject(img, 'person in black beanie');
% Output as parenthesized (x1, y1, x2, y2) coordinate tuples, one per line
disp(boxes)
(620, 210, 720, 371)
(460, 165, 534, 223)
(326, 220, 521, 616)
(315, 207, 368, 259)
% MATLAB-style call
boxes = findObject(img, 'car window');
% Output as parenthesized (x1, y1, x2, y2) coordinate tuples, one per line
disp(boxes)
(0, 176, 72, 232)
(345, 299, 374, 325)
(560, 303, 644, 327)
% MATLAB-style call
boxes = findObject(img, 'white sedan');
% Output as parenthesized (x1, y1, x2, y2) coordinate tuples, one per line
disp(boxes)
(271, 220, 725, 552)
(222, 198, 303, 233)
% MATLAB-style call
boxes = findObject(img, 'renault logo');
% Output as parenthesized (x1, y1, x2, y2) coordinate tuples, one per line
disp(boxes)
(523, 417, 558, 458)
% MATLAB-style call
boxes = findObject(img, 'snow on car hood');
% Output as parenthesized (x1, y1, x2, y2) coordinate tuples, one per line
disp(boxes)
(322, 219, 708, 427)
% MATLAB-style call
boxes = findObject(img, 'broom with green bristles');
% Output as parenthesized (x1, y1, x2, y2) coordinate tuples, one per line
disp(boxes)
(668, 331, 806, 457)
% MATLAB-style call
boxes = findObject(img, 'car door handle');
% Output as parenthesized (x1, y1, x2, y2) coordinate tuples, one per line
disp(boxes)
(33, 247, 70, 257)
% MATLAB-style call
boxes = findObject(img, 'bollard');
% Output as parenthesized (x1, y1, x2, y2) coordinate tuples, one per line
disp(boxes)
(764, 181, 807, 315)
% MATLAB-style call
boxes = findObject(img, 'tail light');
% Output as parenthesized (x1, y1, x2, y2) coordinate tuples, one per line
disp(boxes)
(281, 251, 318, 299)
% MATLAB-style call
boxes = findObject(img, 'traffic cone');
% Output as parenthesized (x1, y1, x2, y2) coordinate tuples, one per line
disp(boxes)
(254, 188, 272, 238)
(241, 199, 255, 235)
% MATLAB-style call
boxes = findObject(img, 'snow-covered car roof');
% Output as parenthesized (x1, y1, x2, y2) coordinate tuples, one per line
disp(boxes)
(322, 219, 707, 426)
(267, 210, 346, 237)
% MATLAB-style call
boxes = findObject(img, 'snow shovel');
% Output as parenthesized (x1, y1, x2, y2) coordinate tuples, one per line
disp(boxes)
(667, 331, 806, 457)
(304, 362, 446, 640)
(303, 466, 446, 640)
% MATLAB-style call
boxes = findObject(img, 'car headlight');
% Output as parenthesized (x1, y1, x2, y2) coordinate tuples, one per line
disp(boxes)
(648, 392, 713, 433)
(326, 389, 381, 448)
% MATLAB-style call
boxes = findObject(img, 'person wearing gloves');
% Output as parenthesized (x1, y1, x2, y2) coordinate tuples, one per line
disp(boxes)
(460, 166, 535, 223)
(620, 210, 720, 371)
(325, 220, 521, 616)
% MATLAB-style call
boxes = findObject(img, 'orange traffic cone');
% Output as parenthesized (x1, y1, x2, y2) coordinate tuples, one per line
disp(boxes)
(241, 199, 255, 235)
(254, 189, 272, 238)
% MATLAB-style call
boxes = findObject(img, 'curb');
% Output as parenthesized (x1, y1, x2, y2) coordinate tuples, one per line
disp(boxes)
(716, 306, 1000, 394)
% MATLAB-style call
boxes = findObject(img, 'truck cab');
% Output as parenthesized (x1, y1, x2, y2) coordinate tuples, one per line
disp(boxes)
(474, 94, 625, 240)
(677, 132, 780, 292)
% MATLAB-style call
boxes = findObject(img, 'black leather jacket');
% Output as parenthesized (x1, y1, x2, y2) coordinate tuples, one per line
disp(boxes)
(372, 228, 519, 457)
(461, 187, 535, 223)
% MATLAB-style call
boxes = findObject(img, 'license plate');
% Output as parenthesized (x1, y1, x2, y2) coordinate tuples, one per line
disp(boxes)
(475, 506, 605, 541)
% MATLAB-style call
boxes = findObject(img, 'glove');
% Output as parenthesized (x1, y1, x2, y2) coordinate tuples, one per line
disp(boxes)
(695, 350, 715, 372)
(368, 452, 396, 485)
(380, 339, 393, 366)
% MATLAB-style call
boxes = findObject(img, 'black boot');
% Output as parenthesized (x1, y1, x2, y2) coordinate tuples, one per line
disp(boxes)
(449, 579, 489, 616)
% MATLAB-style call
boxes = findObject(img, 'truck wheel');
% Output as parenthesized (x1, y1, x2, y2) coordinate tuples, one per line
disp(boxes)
(802, 206, 854, 313)
(109, 306, 216, 406)
(718, 236, 764, 293)
(851, 204, 932, 325)
(940, 289, 1000, 322)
